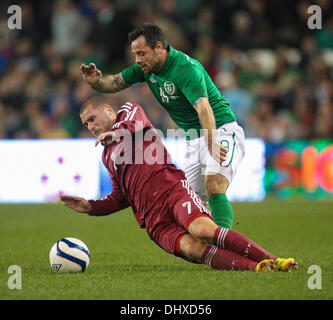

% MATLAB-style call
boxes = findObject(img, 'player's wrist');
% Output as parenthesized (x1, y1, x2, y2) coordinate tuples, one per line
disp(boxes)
(91, 78, 104, 92)
(85, 202, 92, 213)
(85, 200, 93, 214)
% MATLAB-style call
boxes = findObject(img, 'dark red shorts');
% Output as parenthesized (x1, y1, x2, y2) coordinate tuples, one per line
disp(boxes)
(145, 178, 212, 257)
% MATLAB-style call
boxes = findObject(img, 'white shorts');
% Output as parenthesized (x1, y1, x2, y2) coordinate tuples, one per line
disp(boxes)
(183, 121, 245, 202)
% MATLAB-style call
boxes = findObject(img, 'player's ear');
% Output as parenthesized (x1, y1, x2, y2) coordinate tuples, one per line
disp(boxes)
(154, 41, 164, 55)
(105, 106, 115, 117)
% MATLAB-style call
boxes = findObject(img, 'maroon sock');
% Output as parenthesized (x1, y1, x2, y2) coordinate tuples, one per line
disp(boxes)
(201, 245, 257, 271)
(213, 227, 277, 262)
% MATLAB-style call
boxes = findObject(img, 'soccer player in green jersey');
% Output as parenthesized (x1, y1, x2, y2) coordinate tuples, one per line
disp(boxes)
(80, 23, 245, 229)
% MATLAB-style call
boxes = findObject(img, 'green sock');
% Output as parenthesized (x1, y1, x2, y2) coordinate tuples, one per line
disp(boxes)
(208, 193, 233, 229)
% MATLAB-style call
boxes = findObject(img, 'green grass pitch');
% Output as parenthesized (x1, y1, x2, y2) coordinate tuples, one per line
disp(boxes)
(0, 200, 332, 300)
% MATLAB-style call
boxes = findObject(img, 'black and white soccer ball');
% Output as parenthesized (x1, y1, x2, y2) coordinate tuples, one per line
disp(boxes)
(49, 237, 90, 273)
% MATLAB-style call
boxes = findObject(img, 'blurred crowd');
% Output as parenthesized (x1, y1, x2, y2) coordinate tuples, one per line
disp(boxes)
(1, 0, 333, 142)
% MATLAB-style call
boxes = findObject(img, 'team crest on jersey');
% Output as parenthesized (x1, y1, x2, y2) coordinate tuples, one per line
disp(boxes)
(164, 81, 175, 95)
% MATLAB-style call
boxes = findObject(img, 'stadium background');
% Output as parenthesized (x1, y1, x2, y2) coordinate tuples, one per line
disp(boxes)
(0, 0, 333, 302)
(1, 0, 333, 201)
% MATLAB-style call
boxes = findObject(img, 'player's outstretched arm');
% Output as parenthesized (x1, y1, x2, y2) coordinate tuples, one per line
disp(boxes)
(60, 195, 92, 213)
(80, 63, 130, 93)
(194, 97, 227, 164)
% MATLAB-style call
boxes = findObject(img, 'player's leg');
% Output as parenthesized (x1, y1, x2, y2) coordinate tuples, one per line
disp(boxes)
(188, 216, 277, 262)
(183, 138, 206, 202)
(178, 234, 258, 271)
(205, 121, 246, 229)
(165, 179, 291, 271)
(205, 172, 233, 229)
(171, 177, 277, 262)
(147, 181, 256, 271)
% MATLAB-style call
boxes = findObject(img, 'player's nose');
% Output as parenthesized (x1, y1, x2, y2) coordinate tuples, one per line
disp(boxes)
(88, 123, 95, 132)
(135, 56, 142, 64)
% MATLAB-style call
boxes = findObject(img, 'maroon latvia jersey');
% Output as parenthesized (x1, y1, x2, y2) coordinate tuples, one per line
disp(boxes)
(88, 101, 186, 228)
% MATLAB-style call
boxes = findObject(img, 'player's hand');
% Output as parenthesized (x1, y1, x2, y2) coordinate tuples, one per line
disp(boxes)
(80, 63, 102, 87)
(60, 195, 91, 213)
(210, 142, 228, 164)
(95, 131, 115, 147)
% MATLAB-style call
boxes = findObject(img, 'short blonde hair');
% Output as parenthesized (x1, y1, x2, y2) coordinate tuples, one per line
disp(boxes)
(80, 96, 113, 114)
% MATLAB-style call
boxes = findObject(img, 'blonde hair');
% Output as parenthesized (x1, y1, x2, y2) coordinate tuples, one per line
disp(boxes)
(80, 96, 113, 114)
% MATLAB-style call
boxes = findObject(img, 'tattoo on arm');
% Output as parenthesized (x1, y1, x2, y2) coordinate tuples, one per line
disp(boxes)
(93, 73, 130, 93)
(193, 97, 205, 110)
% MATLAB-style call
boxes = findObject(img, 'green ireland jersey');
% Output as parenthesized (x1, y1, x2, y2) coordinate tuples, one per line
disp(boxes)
(122, 46, 236, 136)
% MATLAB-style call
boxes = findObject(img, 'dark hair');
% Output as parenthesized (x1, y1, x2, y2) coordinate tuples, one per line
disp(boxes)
(128, 23, 168, 49)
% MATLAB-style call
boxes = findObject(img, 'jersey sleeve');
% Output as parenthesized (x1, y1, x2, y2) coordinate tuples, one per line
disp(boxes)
(177, 65, 208, 106)
(88, 177, 129, 216)
(112, 103, 151, 136)
(121, 64, 145, 85)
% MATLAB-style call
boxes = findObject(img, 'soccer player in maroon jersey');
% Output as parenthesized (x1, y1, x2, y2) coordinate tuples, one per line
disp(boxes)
(60, 96, 297, 272)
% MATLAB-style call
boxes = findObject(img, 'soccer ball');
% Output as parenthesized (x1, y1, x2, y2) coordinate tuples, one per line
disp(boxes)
(49, 237, 90, 273)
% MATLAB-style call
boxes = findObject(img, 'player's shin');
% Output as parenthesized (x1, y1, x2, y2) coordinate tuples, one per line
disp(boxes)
(213, 227, 277, 262)
(200, 245, 257, 271)
(208, 193, 233, 229)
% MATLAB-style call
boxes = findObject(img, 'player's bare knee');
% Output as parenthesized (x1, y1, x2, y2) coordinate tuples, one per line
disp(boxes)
(205, 174, 229, 197)
(188, 217, 217, 244)
(179, 234, 206, 262)
(192, 224, 211, 243)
